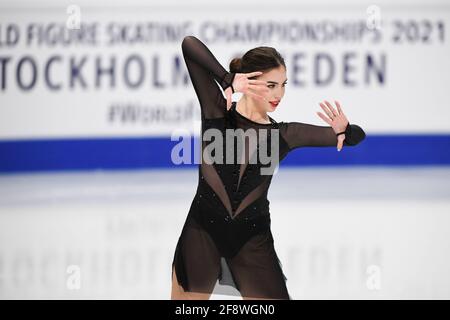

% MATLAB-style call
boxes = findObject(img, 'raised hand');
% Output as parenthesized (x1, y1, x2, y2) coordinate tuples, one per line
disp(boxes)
(224, 71, 270, 110)
(316, 100, 350, 151)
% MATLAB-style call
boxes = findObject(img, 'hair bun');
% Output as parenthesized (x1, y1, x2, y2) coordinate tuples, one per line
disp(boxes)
(229, 57, 242, 73)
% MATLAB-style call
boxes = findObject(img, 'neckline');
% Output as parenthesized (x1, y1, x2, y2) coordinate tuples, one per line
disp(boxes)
(232, 101, 275, 126)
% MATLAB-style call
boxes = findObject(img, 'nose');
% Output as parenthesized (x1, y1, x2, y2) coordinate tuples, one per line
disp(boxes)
(276, 89, 284, 100)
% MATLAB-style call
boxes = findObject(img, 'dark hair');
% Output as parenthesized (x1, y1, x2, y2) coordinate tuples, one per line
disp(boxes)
(229, 46, 286, 78)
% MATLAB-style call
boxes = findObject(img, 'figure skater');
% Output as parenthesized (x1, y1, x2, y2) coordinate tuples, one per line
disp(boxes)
(171, 35, 366, 300)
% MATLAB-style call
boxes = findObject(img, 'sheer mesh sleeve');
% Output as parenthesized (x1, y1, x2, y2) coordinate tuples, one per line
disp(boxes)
(181, 35, 236, 120)
(279, 121, 366, 151)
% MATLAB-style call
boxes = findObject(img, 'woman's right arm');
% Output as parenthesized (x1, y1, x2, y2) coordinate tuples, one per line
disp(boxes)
(181, 35, 236, 120)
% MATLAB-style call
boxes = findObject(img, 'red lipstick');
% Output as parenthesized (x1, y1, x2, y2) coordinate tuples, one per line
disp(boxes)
(269, 100, 280, 108)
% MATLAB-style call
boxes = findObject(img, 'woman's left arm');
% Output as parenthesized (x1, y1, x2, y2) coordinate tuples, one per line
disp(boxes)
(279, 100, 366, 151)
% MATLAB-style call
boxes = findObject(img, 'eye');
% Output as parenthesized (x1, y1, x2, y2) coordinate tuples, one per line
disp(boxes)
(268, 84, 275, 89)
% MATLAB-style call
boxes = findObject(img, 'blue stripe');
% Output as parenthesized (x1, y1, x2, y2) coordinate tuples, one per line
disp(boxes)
(1, 135, 449, 173)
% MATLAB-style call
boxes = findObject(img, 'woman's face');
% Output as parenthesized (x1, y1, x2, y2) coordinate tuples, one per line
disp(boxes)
(253, 66, 287, 113)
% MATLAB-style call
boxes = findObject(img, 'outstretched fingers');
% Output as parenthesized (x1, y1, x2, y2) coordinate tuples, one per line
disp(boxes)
(318, 99, 348, 151)
(246, 71, 263, 78)
(246, 87, 267, 102)
(248, 79, 267, 85)
(335, 100, 345, 116)
(323, 100, 338, 117)
(316, 111, 332, 125)
(248, 83, 269, 94)
(319, 103, 334, 120)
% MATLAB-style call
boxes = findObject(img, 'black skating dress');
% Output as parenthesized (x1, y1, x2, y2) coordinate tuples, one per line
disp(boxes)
(172, 35, 366, 299)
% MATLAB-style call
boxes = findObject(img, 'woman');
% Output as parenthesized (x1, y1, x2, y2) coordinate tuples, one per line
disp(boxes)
(171, 35, 366, 300)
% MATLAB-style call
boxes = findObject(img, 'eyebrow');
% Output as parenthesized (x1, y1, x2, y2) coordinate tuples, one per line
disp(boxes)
(266, 79, 288, 84)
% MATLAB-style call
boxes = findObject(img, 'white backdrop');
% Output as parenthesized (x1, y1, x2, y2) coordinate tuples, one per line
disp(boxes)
(1, 0, 450, 140)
